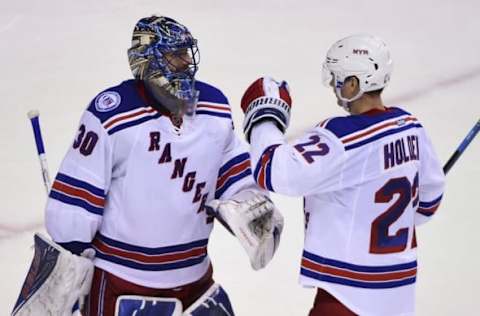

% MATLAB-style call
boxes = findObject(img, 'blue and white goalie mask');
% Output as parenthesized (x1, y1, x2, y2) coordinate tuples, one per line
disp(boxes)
(128, 16, 200, 117)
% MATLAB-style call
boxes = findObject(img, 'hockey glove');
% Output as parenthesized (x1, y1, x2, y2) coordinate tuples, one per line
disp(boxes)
(241, 76, 292, 142)
(205, 190, 284, 270)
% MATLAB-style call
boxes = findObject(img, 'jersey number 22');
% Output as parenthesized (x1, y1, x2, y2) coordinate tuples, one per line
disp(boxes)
(370, 173, 419, 254)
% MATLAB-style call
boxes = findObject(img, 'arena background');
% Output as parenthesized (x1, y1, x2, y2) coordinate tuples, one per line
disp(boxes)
(1, 0, 479, 314)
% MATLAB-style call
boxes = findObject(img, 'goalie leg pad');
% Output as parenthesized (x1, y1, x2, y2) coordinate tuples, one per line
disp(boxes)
(183, 283, 234, 316)
(115, 295, 183, 316)
(11, 233, 94, 316)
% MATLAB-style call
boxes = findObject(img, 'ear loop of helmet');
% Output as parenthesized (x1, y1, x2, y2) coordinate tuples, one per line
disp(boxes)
(334, 75, 365, 113)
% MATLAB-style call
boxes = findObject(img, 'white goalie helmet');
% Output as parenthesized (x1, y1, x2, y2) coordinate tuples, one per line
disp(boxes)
(322, 34, 393, 105)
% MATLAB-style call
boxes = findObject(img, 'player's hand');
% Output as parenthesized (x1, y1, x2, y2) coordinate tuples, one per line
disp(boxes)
(240, 76, 292, 142)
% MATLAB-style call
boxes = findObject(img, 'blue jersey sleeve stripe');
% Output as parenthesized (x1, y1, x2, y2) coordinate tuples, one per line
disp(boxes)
(254, 144, 280, 191)
(49, 190, 104, 215)
(218, 153, 250, 176)
(56, 173, 104, 197)
(419, 194, 443, 208)
(215, 169, 253, 199)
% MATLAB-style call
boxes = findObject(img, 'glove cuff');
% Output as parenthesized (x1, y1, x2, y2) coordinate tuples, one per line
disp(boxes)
(243, 96, 291, 142)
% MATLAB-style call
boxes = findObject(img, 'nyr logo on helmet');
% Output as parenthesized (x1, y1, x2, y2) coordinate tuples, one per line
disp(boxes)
(95, 91, 121, 112)
(352, 49, 369, 55)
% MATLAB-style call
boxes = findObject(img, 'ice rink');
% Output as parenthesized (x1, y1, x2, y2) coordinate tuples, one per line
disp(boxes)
(1, 0, 479, 315)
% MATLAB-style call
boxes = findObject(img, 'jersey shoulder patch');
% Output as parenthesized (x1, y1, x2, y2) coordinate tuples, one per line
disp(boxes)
(94, 90, 122, 112)
(195, 80, 231, 119)
(86, 80, 161, 135)
(87, 80, 149, 124)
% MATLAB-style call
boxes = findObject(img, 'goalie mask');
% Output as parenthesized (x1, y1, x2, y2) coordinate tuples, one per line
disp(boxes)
(321, 34, 393, 111)
(128, 16, 200, 117)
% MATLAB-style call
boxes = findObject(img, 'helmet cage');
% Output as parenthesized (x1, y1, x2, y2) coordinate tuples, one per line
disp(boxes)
(128, 16, 200, 116)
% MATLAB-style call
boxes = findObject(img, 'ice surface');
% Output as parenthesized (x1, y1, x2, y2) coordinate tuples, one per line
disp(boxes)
(1, 1, 479, 315)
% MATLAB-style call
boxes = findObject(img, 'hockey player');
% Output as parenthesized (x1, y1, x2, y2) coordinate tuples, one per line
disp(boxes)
(240, 34, 445, 315)
(12, 16, 283, 316)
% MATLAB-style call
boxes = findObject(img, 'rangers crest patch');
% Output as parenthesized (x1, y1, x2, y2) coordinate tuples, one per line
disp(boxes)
(95, 91, 121, 112)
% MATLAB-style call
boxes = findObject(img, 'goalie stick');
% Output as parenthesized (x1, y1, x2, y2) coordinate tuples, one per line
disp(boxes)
(27, 110, 51, 194)
(26, 110, 85, 316)
(443, 118, 480, 174)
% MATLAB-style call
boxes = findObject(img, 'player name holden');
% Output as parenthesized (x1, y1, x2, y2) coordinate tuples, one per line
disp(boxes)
(384, 134, 419, 170)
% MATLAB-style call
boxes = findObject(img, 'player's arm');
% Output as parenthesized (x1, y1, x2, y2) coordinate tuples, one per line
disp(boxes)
(415, 128, 446, 225)
(241, 77, 346, 196)
(250, 122, 345, 196)
(45, 108, 112, 255)
(207, 125, 283, 270)
(13, 106, 111, 316)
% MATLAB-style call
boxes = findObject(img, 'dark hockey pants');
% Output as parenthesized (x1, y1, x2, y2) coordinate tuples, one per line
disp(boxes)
(308, 288, 357, 316)
(84, 266, 214, 316)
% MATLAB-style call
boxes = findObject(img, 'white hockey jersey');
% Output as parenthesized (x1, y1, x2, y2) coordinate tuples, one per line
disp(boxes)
(250, 107, 445, 316)
(45, 80, 257, 288)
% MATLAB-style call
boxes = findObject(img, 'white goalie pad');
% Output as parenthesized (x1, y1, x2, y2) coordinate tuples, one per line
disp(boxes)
(206, 190, 284, 270)
(11, 233, 94, 316)
(115, 295, 183, 316)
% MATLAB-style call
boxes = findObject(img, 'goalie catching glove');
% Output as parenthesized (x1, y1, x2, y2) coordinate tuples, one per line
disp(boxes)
(205, 190, 284, 270)
(241, 76, 292, 142)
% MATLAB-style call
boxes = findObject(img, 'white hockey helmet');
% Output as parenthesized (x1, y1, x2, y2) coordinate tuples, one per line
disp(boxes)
(322, 34, 393, 105)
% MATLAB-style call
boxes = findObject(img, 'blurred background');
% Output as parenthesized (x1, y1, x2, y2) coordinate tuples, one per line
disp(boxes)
(1, 0, 479, 314)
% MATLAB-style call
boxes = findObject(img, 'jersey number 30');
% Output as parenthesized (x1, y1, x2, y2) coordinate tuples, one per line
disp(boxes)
(73, 124, 98, 156)
(370, 173, 419, 254)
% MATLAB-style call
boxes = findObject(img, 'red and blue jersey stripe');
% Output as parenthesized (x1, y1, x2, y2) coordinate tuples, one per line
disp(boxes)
(301, 250, 417, 289)
(92, 234, 208, 271)
(103, 106, 162, 135)
(417, 194, 443, 216)
(254, 144, 280, 191)
(196, 102, 231, 119)
(195, 81, 231, 119)
(215, 153, 252, 198)
(49, 173, 105, 215)
(322, 108, 423, 151)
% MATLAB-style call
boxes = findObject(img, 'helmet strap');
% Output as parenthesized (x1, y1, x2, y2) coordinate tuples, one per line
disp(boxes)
(335, 85, 364, 113)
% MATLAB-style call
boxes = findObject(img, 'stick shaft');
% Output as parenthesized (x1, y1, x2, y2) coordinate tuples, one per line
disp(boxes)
(28, 112, 51, 194)
(443, 119, 480, 174)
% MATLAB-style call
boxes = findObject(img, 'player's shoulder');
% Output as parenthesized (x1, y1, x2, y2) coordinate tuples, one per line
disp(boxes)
(319, 106, 420, 139)
(195, 80, 231, 119)
(86, 79, 148, 124)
